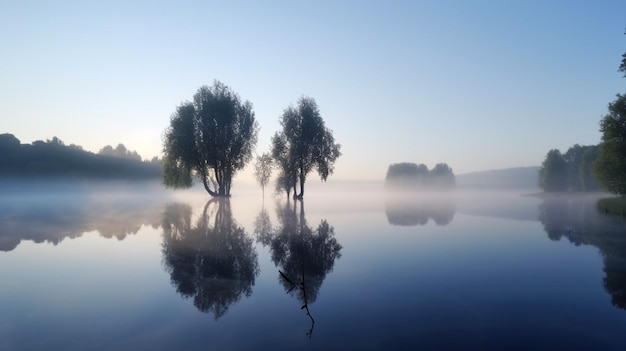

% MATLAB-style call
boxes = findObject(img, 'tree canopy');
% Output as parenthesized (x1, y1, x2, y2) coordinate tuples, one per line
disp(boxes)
(163, 81, 259, 197)
(539, 149, 568, 192)
(253, 153, 273, 197)
(594, 93, 626, 195)
(538, 144, 600, 193)
(271, 96, 341, 199)
(99, 144, 142, 161)
(384, 162, 455, 191)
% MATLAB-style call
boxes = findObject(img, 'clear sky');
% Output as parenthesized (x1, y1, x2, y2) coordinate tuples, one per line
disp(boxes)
(1, 0, 625, 181)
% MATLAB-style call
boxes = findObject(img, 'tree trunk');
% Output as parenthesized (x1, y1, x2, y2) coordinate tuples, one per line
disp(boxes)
(297, 165, 305, 199)
(201, 175, 218, 197)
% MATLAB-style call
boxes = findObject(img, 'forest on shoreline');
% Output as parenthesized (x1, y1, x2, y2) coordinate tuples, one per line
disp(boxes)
(0, 133, 161, 180)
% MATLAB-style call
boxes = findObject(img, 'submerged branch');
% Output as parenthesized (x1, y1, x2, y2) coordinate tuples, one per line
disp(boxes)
(279, 264, 315, 338)
(300, 264, 315, 338)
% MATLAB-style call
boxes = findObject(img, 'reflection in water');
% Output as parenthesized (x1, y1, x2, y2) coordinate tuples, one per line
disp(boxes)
(255, 200, 342, 336)
(539, 197, 626, 309)
(279, 266, 316, 338)
(0, 189, 165, 252)
(385, 196, 456, 226)
(161, 200, 259, 319)
(253, 207, 273, 247)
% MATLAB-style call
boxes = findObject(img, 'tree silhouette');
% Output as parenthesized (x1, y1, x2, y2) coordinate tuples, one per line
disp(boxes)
(253, 152, 273, 197)
(385, 162, 455, 191)
(161, 199, 259, 318)
(594, 94, 626, 195)
(271, 97, 341, 199)
(539, 149, 568, 192)
(0, 133, 160, 179)
(162, 81, 259, 197)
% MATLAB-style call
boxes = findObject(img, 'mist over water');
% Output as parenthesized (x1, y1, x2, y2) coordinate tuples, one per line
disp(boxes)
(1, 180, 626, 350)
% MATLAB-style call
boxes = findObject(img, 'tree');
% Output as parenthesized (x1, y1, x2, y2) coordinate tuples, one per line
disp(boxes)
(271, 96, 341, 199)
(579, 146, 600, 191)
(253, 153, 273, 197)
(563, 144, 585, 191)
(385, 163, 423, 189)
(272, 132, 297, 198)
(163, 81, 259, 197)
(99, 143, 142, 161)
(429, 163, 456, 190)
(537, 144, 600, 193)
(594, 93, 626, 195)
(274, 171, 294, 198)
(384, 162, 454, 191)
(539, 149, 567, 192)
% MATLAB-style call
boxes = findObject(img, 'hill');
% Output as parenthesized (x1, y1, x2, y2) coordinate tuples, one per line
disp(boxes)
(456, 166, 540, 190)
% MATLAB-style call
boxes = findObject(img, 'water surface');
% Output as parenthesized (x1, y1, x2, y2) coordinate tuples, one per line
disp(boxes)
(1, 183, 626, 350)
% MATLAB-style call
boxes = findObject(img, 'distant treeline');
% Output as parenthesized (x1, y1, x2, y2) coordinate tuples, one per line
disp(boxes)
(538, 144, 600, 193)
(385, 162, 455, 191)
(0, 133, 161, 179)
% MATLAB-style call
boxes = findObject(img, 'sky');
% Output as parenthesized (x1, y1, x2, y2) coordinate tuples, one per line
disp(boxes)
(1, 0, 625, 182)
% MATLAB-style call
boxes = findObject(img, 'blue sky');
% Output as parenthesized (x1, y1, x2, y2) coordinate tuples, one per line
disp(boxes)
(1, 0, 624, 181)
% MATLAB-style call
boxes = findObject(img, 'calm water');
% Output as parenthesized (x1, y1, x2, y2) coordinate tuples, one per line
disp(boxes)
(1, 181, 626, 350)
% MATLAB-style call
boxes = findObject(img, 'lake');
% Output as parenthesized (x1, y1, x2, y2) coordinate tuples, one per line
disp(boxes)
(1, 181, 626, 350)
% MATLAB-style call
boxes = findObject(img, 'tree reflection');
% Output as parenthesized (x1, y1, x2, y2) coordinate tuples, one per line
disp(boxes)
(255, 200, 342, 336)
(270, 201, 342, 303)
(253, 206, 273, 246)
(385, 196, 456, 226)
(0, 188, 165, 251)
(162, 199, 259, 319)
(539, 197, 626, 310)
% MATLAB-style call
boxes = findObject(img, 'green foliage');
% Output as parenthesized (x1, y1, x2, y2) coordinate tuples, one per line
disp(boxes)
(594, 93, 626, 195)
(0, 133, 160, 179)
(385, 162, 455, 191)
(580, 146, 600, 191)
(271, 96, 341, 199)
(163, 81, 259, 197)
(539, 149, 567, 192)
(538, 144, 600, 193)
(563, 144, 585, 191)
(162, 154, 192, 189)
(253, 153, 273, 196)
